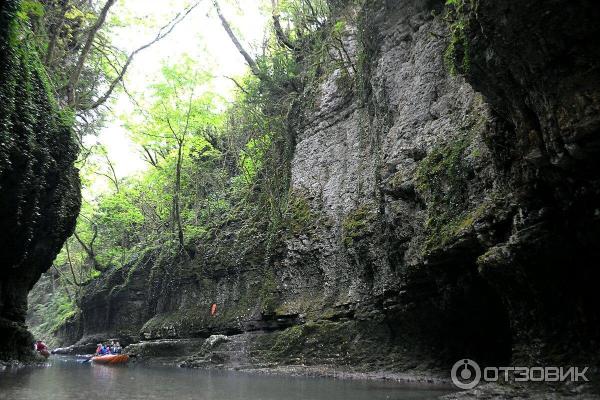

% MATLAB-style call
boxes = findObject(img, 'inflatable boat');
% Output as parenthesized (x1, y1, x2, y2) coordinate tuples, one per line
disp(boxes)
(91, 354, 129, 365)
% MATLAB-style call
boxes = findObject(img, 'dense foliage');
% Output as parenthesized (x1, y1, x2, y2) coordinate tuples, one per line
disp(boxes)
(29, 0, 363, 342)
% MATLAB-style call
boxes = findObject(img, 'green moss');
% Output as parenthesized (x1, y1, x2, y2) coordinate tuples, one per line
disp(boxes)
(443, 0, 478, 76)
(415, 136, 473, 251)
(258, 321, 345, 362)
(274, 295, 326, 320)
(388, 171, 406, 190)
(427, 201, 490, 251)
(249, 318, 412, 369)
(258, 268, 278, 314)
(342, 202, 377, 247)
(270, 324, 306, 354)
(286, 193, 315, 235)
(140, 284, 278, 337)
(414, 100, 496, 253)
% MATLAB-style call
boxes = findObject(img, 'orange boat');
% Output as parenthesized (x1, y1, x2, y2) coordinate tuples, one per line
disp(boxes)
(91, 354, 129, 365)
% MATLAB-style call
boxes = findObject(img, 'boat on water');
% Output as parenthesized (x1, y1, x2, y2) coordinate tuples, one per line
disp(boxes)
(38, 349, 50, 359)
(91, 354, 129, 365)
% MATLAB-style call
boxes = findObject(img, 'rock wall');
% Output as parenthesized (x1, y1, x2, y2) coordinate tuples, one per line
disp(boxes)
(56, 0, 599, 373)
(454, 0, 600, 365)
(0, 0, 81, 360)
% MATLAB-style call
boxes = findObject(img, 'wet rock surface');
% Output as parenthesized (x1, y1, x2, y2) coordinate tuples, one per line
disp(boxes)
(51, 346, 76, 355)
(126, 338, 205, 361)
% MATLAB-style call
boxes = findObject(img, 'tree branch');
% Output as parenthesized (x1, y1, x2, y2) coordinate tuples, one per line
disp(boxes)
(45, 0, 70, 67)
(223, 75, 250, 95)
(141, 145, 159, 168)
(80, 1, 201, 111)
(67, 0, 117, 106)
(213, 0, 262, 78)
(52, 264, 75, 301)
(74, 229, 105, 272)
(271, 0, 299, 51)
(65, 241, 83, 287)
(104, 152, 120, 192)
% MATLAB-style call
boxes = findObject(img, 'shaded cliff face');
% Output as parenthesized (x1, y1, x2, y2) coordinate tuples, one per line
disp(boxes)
(0, 1, 81, 360)
(57, 0, 598, 372)
(452, 0, 600, 364)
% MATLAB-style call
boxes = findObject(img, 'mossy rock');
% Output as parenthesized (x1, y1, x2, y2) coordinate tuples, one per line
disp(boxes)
(444, 0, 478, 76)
(342, 202, 379, 247)
(415, 133, 480, 251)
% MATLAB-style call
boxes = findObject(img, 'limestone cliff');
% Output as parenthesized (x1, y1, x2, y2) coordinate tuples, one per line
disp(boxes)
(0, 0, 81, 360)
(51, 0, 599, 373)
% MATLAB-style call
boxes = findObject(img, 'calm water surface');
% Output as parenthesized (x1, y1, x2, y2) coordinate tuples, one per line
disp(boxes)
(0, 357, 452, 400)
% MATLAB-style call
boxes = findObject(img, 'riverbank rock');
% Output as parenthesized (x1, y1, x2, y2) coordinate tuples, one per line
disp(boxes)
(126, 339, 204, 360)
(180, 334, 244, 368)
(203, 335, 230, 349)
(66, 334, 135, 355)
(51, 346, 76, 355)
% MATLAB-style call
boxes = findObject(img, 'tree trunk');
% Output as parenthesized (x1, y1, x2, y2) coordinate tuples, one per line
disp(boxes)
(213, 0, 261, 78)
(66, 0, 117, 106)
(174, 140, 185, 249)
(45, 0, 69, 67)
(271, 0, 299, 51)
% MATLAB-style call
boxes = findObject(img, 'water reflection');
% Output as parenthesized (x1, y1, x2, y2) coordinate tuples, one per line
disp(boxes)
(0, 357, 452, 400)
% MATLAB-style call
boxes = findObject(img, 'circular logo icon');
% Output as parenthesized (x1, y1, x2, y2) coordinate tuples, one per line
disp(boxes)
(451, 359, 481, 389)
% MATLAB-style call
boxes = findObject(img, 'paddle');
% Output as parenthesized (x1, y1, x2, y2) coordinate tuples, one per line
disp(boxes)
(81, 355, 94, 363)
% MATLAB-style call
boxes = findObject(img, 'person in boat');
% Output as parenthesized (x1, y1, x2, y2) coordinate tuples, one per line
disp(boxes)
(113, 342, 122, 354)
(34, 340, 48, 352)
(34, 340, 50, 358)
(97, 343, 108, 355)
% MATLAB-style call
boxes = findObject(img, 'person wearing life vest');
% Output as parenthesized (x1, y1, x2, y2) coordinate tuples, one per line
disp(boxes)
(96, 343, 109, 355)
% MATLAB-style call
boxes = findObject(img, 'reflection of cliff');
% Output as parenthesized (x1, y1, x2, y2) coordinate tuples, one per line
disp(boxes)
(42, 0, 600, 373)
(0, 0, 80, 360)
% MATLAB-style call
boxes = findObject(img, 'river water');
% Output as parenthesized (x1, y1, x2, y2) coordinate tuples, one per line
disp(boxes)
(0, 357, 452, 400)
